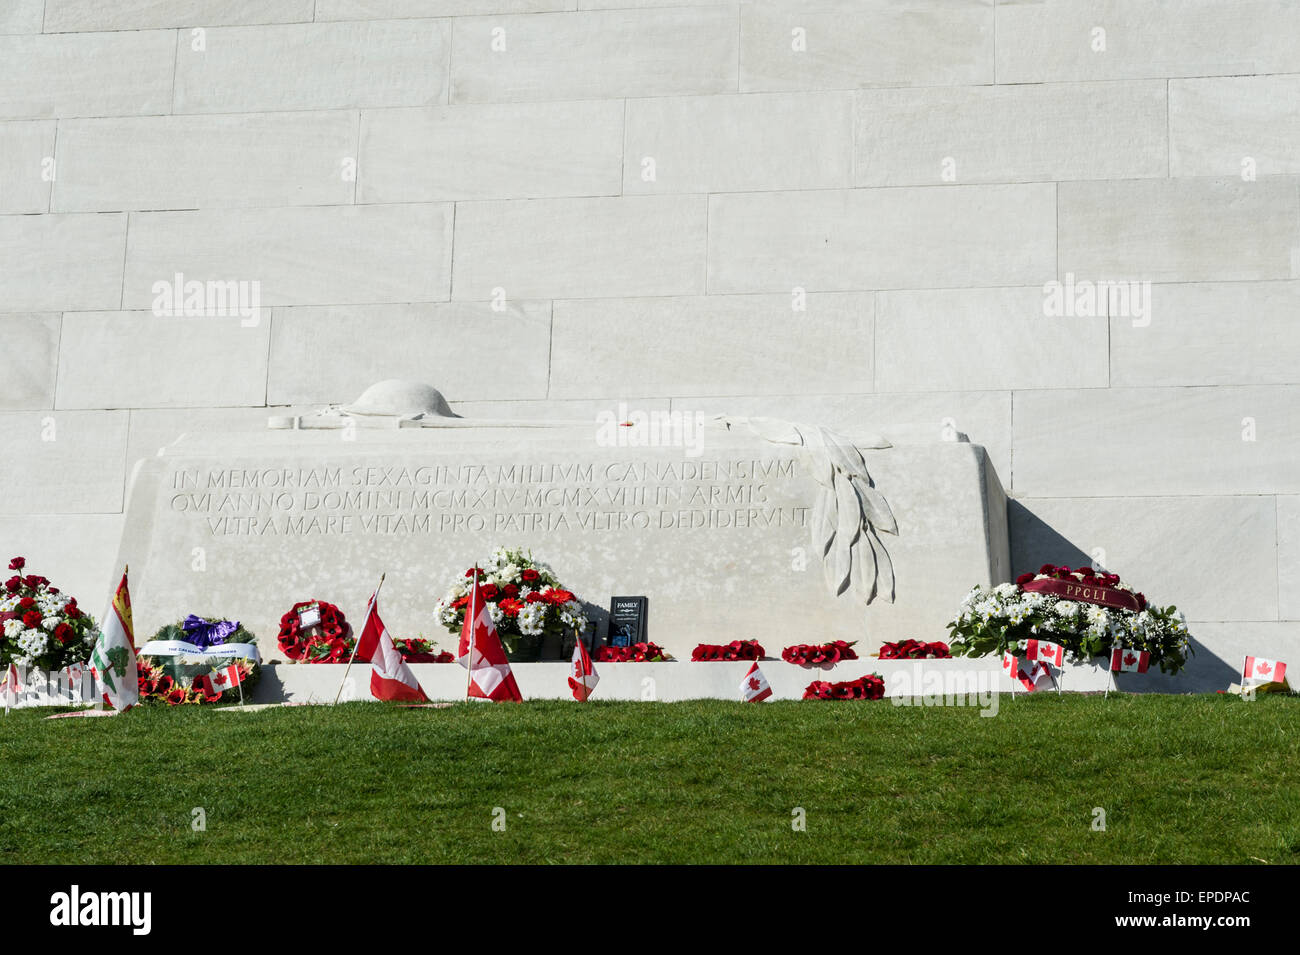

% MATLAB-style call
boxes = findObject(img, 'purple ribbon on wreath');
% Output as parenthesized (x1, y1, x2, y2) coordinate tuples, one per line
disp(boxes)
(181, 615, 240, 650)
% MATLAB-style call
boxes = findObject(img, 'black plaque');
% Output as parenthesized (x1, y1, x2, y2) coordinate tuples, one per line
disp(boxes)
(607, 596, 648, 647)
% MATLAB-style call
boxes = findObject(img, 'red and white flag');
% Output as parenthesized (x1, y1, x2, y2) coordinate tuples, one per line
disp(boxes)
(458, 575, 522, 703)
(1003, 651, 1049, 692)
(1026, 639, 1064, 668)
(2, 662, 19, 712)
(568, 639, 599, 702)
(740, 661, 772, 703)
(356, 589, 428, 703)
(196, 663, 243, 698)
(1243, 656, 1287, 686)
(1110, 647, 1150, 674)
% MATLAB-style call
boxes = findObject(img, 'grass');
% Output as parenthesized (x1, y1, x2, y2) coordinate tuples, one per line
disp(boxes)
(2, 694, 1299, 864)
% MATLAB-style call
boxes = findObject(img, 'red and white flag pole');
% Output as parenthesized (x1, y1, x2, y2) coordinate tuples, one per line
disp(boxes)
(334, 572, 384, 706)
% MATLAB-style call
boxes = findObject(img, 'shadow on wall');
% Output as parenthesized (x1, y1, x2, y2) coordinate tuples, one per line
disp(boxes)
(1007, 500, 1090, 574)
(1008, 500, 1239, 693)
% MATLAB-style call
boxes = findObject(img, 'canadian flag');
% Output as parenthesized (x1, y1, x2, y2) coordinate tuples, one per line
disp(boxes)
(458, 575, 523, 703)
(568, 639, 599, 701)
(1110, 647, 1150, 673)
(196, 663, 243, 698)
(740, 661, 772, 703)
(1243, 656, 1287, 686)
(1003, 651, 1049, 692)
(1026, 639, 1064, 668)
(356, 589, 428, 703)
(2, 662, 19, 711)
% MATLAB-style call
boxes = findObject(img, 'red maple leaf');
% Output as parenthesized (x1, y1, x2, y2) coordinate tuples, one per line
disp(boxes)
(1257, 661, 1272, 675)
(748, 677, 761, 691)
(1124, 652, 1137, 667)
(213, 671, 228, 687)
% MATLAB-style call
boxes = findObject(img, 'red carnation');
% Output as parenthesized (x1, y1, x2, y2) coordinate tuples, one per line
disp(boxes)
(17, 596, 35, 610)
(521, 568, 540, 583)
(8, 557, 24, 571)
(4, 576, 20, 592)
(1015, 572, 1035, 585)
(53, 622, 72, 644)
(21, 610, 41, 628)
(502, 583, 520, 598)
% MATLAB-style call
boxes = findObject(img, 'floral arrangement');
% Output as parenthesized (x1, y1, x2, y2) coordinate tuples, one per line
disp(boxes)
(782, 640, 858, 666)
(0, 557, 99, 670)
(595, 642, 671, 663)
(691, 640, 764, 662)
(947, 564, 1192, 674)
(433, 547, 590, 657)
(153, 614, 256, 651)
(803, 674, 885, 700)
(277, 600, 353, 662)
(395, 638, 454, 663)
(878, 639, 950, 660)
(136, 656, 258, 706)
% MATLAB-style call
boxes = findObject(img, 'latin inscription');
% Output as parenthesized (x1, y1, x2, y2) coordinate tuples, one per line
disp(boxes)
(167, 459, 809, 537)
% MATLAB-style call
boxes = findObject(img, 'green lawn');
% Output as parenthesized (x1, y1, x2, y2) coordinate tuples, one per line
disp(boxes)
(2, 694, 1298, 864)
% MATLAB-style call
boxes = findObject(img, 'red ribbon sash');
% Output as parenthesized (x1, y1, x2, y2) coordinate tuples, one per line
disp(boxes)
(1020, 578, 1141, 613)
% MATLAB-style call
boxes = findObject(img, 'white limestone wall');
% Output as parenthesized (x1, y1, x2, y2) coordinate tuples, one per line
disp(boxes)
(1, 1, 1297, 686)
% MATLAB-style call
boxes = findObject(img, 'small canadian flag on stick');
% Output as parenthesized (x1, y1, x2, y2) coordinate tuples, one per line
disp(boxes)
(1026, 639, 1064, 668)
(196, 663, 243, 698)
(569, 638, 599, 702)
(740, 662, 772, 703)
(1110, 647, 1150, 674)
(1243, 656, 1287, 686)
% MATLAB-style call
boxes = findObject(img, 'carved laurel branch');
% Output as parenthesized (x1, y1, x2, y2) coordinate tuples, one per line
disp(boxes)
(716, 417, 898, 606)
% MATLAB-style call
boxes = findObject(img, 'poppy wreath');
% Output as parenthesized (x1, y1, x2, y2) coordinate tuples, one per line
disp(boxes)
(691, 639, 764, 662)
(277, 600, 352, 662)
(782, 640, 858, 666)
(0, 556, 100, 671)
(947, 564, 1192, 674)
(877, 639, 950, 660)
(136, 656, 258, 706)
(595, 641, 671, 663)
(394, 638, 455, 663)
(803, 674, 885, 700)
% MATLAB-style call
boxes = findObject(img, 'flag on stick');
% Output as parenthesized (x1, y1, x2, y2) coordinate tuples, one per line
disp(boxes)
(1243, 655, 1287, 687)
(2, 662, 19, 713)
(1002, 651, 1049, 692)
(356, 588, 429, 703)
(88, 568, 138, 712)
(458, 575, 522, 703)
(1110, 647, 1150, 674)
(1026, 639, 1064, 668)
(740, 661, 772, 703)
(196, 663, 244, 700)
(568, 637, 599, 702)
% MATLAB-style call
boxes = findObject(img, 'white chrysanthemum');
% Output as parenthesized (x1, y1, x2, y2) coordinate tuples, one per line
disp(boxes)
(16, 628, 47, 659)
(486, 603, 504, 626)
(499, 563, 521, 583)
(41, 616, 59, 632)
(0, 594, 17, 613)
(518, 602, 546, 636)
(994, 583, 1018, 598)
(3, 618, 23, 638)
(1054, 601, 1078, 617)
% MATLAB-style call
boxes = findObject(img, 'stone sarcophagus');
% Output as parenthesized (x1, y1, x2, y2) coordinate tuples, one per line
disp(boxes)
(113, 381, 1010, 659)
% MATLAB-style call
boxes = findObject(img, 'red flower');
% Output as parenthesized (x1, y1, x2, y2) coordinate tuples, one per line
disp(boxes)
(1015, 572, 1035, 585)
(4, 576, 20, 592)
(17, 597, 35, 610)
(53, 622, 72, 644)
(21, 610, 41, 628)
(544, 589, 574, 606)
(481, 583, 500, 601)
(8, 557, 24, 571)
(502, 583, 520, 598)
(521, 568, 540, 583)
(524, 591, 544, 604)
(165, 685, 188, 706)
(498, 598, 523, 617)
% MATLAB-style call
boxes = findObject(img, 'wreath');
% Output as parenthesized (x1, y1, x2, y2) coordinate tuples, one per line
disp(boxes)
(803, 674, 885, 700)
(595, 642, 671, 662)
(877, 640, 949, 660)
(277, 600, 353, 662)
(136, 615, 262, 705)
(394, 638, 455, 663)
(692, 640, 764, 662)
(782, 640, 858, 666)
